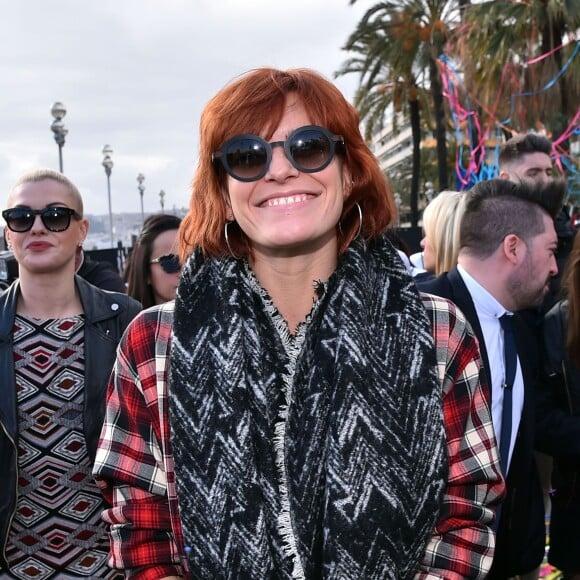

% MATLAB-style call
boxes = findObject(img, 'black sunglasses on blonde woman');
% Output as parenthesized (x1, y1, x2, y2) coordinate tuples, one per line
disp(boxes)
(2, 206, 82, 233)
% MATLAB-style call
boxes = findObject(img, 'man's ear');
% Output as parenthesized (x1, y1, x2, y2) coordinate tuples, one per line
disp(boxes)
(502, 233, 522, 265)
(498, 169, 510, 180)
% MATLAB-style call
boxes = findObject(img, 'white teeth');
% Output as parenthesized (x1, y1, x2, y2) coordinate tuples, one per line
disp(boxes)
(266, 194, 308, 207)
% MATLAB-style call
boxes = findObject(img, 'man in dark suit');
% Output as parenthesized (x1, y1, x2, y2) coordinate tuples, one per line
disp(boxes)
(418, 178, 565, 578)
(499, 133, 575, 579)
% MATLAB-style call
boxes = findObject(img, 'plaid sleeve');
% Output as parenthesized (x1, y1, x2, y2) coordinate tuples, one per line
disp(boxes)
(93, 304, 185, 579)
(416, 294, 506, 580)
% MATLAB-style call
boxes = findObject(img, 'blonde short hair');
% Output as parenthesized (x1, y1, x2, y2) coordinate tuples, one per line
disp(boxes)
(9, 168, 84, 215)
(422, 190, 466, 275)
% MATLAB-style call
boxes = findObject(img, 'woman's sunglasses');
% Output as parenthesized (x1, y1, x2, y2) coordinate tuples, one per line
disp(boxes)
(2, 206, 82, 233)
(150, 253, 181, 274)
(212, 125, 345, 182)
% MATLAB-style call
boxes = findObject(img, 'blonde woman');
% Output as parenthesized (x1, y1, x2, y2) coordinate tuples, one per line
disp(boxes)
(420, 190, 466, 276)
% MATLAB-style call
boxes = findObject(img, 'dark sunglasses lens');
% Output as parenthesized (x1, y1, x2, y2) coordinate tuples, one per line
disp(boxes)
(290, 129, 332, 171)
(4, 208, 35, 232)
(159, 254, 181, 273)
(225, 138, 268, 180)
(42, 208, 72, 232)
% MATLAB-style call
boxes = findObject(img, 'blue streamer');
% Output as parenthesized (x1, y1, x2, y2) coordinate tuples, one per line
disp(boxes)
(501, 41, 580, 126)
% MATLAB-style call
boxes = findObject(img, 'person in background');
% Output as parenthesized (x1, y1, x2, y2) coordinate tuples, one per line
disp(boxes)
(499, 132, 575, 313)
(419, 178, 564, 579)
(539, 232, 580, 579)
(418, 190, 466, 281)
(0, 168, 141, 578)
(123, 213, 182, 308)
(499, 132, 575, 580)
(75, 246, 126, 293)
(93, 67, 503, 579)
(498, 132, 554, 184)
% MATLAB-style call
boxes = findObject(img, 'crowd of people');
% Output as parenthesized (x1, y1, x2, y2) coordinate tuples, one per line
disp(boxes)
(0, 68, 577, 579)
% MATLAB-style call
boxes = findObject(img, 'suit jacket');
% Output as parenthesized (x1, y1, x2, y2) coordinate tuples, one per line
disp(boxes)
(418, 267, 545, 577)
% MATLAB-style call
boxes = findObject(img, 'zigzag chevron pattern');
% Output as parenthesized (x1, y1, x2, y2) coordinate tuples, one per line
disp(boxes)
(170, 236, 446, 579)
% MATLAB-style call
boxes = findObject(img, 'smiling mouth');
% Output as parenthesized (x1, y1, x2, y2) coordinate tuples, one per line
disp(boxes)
(263, 194, 311, 207)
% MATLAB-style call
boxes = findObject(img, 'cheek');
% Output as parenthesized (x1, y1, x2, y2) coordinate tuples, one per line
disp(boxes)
(149, 268, 162, 290)
(227, 180, 255, 209)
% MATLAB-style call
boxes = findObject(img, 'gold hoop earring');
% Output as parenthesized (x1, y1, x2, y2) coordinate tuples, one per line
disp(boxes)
(224, 221, 241, 259)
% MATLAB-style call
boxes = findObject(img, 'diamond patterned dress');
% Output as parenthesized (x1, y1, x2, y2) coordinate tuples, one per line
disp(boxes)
(4, 314, 119, 579)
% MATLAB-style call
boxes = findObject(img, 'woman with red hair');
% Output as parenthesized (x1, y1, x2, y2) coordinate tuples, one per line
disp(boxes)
(94, 68, 502, 579)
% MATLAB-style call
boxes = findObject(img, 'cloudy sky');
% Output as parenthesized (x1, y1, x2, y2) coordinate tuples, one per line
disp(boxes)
(0, 0, 369, 219)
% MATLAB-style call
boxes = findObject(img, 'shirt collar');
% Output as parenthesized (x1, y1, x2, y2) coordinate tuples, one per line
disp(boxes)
(457, 264, 512, 321)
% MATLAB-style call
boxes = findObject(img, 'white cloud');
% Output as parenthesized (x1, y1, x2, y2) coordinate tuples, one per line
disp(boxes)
(0, 0, 367, 221)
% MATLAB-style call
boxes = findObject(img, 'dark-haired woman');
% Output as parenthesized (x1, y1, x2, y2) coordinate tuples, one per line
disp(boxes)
(124, 213, 182, 308)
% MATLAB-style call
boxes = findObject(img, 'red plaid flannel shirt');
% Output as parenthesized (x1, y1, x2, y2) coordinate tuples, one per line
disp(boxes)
(93, 295, 504, 579)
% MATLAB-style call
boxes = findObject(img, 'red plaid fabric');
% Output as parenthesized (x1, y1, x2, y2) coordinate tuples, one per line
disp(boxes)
(417, 293, 505, 579)
(94, 303, 184, 579)
(94, 296, 505, 579)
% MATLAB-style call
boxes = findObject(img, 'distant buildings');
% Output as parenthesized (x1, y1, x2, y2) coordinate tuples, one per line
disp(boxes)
(85, 209, 187, 250)
(370, 122, 413, 176)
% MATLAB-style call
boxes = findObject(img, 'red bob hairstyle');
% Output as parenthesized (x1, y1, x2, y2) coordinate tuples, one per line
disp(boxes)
(179, 67, 396, 260)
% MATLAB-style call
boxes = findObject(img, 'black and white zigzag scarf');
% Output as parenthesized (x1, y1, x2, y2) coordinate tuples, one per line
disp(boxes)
(169, 235, 447, 579)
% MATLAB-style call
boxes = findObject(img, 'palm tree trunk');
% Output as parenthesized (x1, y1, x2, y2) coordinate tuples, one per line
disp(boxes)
(429, 57, 449, 190)
(409, 91, 421, 227)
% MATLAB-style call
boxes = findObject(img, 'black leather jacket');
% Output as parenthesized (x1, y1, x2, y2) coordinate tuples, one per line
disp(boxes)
(0, 276, 141, 569)
(538, 299, 580, 502)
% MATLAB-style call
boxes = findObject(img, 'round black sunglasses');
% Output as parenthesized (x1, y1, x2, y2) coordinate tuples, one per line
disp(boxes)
(150, 253, 181, 274)
(212, 125, 345, 182)
(2, 206, 82, 233)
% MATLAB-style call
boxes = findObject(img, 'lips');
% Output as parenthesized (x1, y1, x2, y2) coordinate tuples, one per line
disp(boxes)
(27, 242, 52, 251)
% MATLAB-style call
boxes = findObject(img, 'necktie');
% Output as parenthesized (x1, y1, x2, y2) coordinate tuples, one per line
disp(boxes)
(499, 314, 517, 476)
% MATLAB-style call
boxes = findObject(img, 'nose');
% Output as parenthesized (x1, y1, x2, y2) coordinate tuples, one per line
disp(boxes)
(420, 236, 426, 250)
(550, 254, 558, 277)
(265, 145, 299, 182)
(29, 213, 46, 232)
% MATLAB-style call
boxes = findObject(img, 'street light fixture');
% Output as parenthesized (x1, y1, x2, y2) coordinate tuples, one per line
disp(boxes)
(50, 102, 68, 172)
(137, 173, 145, 223)
(159, 189, 165, 212)
(102, 145, 114, 248)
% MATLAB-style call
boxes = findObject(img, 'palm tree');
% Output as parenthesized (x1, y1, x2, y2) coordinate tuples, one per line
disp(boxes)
(336, 16, 429, 226)
(457, 0, 580, 140)
(339, 0, 462, 198)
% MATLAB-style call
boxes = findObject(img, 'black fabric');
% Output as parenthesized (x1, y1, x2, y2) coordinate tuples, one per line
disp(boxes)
(540, 299, 580, 571)
(77, 253, 126, 293)
(170, 235, 447, 579)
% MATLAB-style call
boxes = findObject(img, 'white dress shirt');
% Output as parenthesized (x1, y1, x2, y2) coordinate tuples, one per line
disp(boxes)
(457, 265, 524, 471)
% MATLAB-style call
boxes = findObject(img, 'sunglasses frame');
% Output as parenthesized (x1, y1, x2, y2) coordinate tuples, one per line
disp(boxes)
(150, 253, 181, 274)
(212, 124, 345, 182)
(2, 206, 82, 233)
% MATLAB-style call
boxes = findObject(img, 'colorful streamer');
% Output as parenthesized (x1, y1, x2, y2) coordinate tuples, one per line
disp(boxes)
(437, 39, 580, 192)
